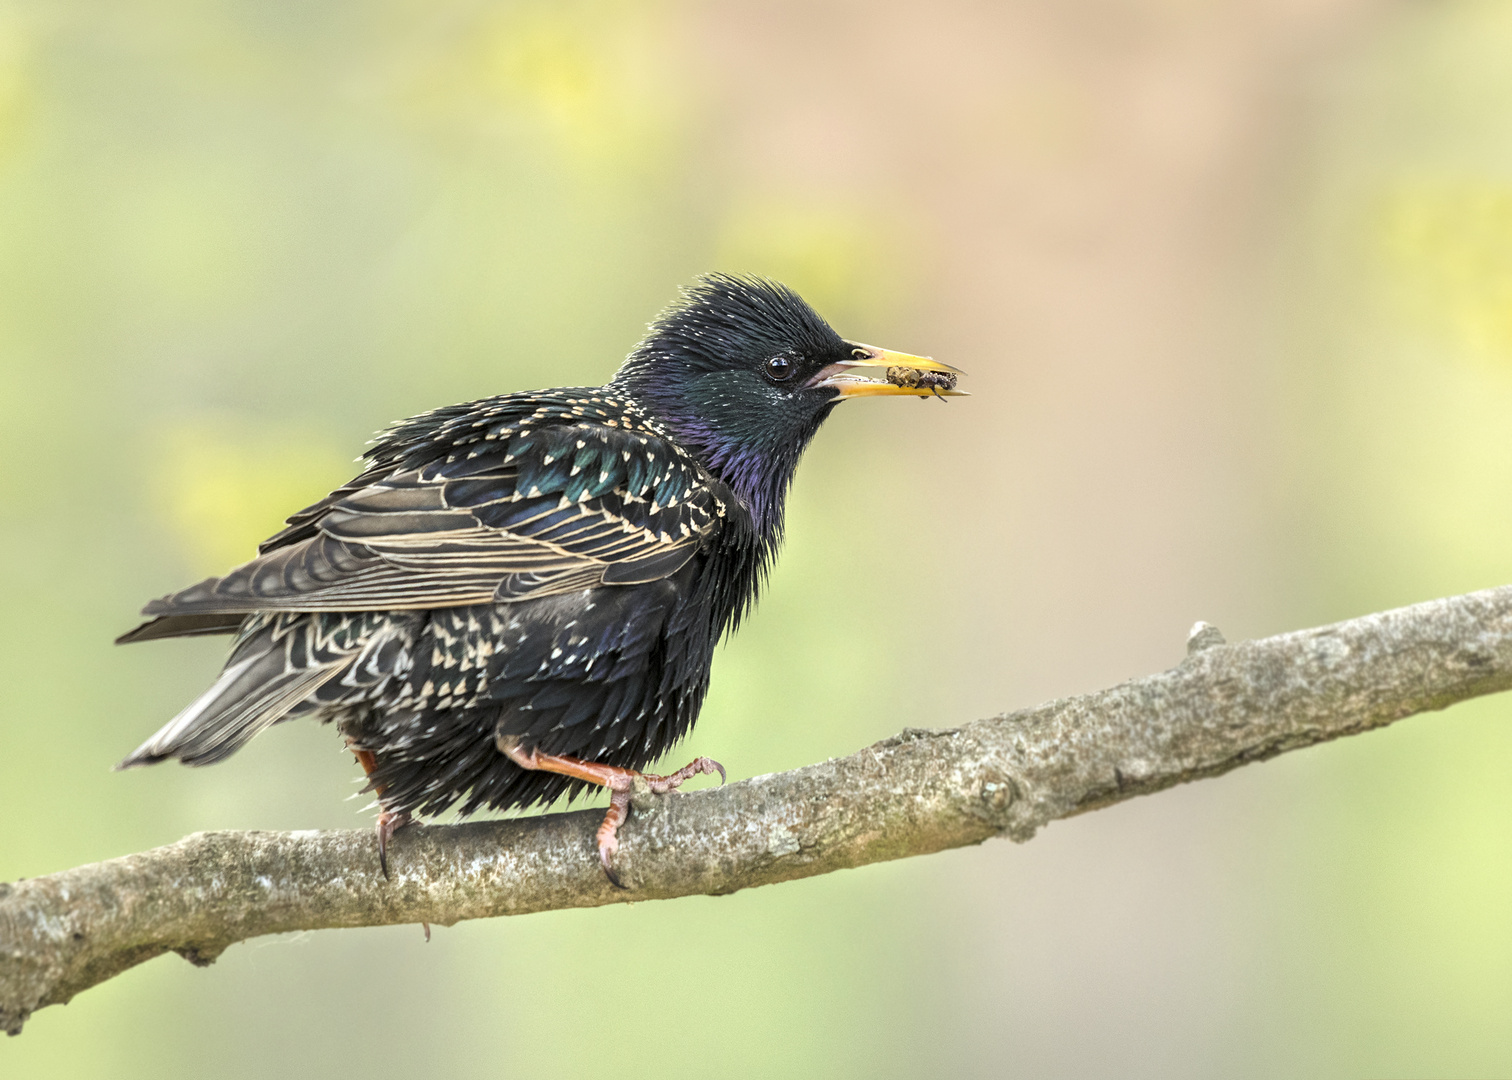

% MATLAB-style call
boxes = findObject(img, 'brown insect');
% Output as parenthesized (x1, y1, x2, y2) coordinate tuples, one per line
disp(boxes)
(886, 365, 957, 399)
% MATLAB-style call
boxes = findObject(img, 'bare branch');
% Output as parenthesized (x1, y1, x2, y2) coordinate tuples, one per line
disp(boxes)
(6, 584, 1512, 1035)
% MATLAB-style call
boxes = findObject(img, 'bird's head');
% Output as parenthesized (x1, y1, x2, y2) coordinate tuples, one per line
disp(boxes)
(613, 274, 962, 534)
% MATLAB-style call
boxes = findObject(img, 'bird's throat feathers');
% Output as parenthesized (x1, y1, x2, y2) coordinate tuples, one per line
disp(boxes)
(612, 275, 845, 540)
(622, 379, 831, 548)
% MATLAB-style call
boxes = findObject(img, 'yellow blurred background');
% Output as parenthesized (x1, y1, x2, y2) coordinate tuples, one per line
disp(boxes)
(4, 0, 1512, 1075)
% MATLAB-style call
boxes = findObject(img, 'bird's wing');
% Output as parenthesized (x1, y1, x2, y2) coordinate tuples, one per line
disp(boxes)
(131, 409, 732, 623)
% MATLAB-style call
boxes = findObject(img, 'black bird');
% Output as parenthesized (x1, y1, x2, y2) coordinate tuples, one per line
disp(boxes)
(117, 275, 963, 880)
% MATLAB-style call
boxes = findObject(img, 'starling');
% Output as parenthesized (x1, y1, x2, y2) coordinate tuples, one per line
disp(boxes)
(117, 275, 964, 881)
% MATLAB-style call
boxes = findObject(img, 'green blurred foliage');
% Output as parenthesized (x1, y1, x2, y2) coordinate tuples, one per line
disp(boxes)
(1379, 179, 1512, 360)
(151, 420, 353, 573)
(1264, 2, 1512, 1073)
(715, 197, 920, 329)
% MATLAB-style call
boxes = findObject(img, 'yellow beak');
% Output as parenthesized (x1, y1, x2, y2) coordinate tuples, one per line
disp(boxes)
(811, 342, 968, 399)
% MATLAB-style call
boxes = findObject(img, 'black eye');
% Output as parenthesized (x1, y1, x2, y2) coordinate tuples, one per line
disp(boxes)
(764, 355, 795, 382)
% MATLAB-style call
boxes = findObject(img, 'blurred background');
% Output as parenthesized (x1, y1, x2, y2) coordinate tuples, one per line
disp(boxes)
(3, 0, 1512, 1075)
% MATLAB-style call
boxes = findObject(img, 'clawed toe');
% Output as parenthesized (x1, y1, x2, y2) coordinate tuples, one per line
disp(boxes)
(599, 845, 626, 889)
(497, 740, 728, 886)
(376, 807, 412, 879)
(594, 757, 725, 885)
(645, 755, 726, 793)
(596, 789, 630, 889)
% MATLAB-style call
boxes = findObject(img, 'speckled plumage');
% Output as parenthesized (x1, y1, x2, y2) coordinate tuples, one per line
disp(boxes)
(117, 275, 955, 835)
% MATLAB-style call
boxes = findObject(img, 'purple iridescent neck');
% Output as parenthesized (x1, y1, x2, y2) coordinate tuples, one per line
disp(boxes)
(609, 275, 846, 541)
(642, 409, 797, 540)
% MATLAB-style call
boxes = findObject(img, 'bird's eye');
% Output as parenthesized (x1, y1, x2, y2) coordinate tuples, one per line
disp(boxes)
(764, 355, 796, 382)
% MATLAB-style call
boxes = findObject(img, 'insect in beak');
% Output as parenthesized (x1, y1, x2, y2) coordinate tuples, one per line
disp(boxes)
(810, 343, 967, 400)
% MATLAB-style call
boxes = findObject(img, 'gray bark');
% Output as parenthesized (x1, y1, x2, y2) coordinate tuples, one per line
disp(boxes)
(6, 584, 1512, 1035)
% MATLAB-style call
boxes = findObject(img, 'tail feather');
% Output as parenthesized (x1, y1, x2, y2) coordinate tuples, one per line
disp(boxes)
(118, 630, 346, 769)
(116, 613, 247, 645)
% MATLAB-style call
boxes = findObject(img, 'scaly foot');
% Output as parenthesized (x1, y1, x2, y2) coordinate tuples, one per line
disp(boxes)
(349, 742, 413, 879)
(496, 735, 725, 887)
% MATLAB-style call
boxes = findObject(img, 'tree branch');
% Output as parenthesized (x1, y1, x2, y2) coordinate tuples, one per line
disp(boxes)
(7, 584, 1512, 1034)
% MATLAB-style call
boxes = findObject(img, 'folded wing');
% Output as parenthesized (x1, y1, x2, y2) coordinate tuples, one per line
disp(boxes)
(121, 405, 732, 641)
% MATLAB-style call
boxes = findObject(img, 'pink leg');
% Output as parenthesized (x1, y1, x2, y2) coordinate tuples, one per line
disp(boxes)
(496, 735, 725, 886)
(349, 745, 413, 880)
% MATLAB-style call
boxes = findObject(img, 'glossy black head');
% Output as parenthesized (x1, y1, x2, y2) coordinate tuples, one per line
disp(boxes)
(612, 274, 857, 531)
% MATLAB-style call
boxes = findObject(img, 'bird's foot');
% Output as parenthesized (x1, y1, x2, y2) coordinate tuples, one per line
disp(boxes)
(347, 740, 412, 879)
(376, 806, 412, 880)
(496, 736, 725, 887)
(594, 757, 725, 885)
(595, 788, 633, 887)
(642, 756, 728, 793)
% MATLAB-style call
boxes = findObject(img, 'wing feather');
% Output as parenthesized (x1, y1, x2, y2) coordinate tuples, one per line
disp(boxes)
(135, 402, 730, 622)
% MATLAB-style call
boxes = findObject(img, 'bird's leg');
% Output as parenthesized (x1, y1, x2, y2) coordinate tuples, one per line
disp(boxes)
(495, 735, 725, 887)
(349, 744, 412, 880)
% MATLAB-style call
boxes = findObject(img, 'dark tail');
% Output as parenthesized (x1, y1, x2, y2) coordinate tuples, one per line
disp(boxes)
(117, 621, 344, 768)
(116, 612, 247, 645)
